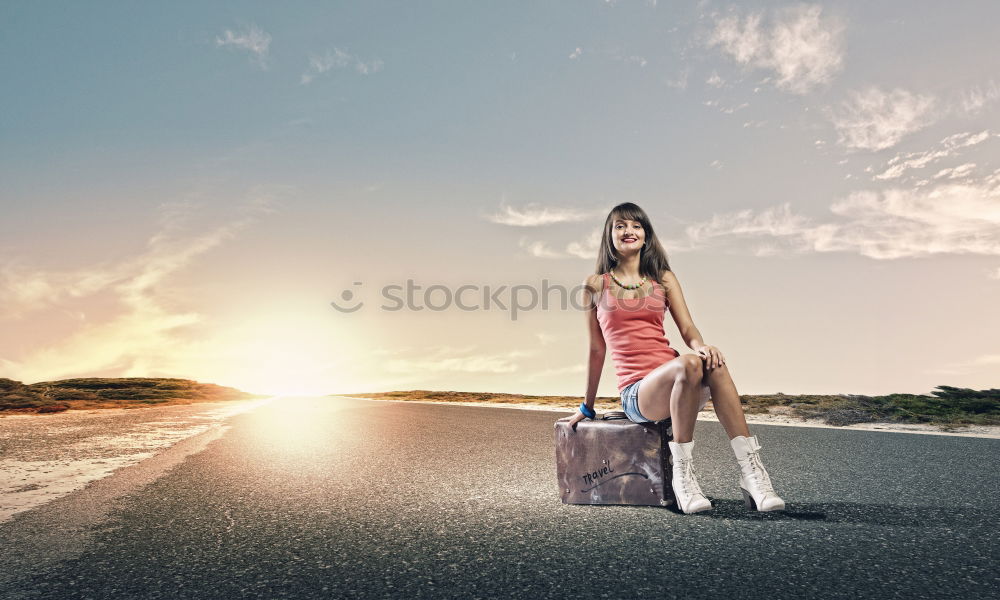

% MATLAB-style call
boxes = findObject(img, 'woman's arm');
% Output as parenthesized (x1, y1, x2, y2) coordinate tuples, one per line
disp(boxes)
(661, 269, 707, 352)
(583, 274, 606, 408)
(570, 274, 606, 429)
(661, 269, 726, 370)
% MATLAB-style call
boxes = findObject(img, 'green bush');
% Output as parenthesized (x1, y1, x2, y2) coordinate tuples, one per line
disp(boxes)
(778, 386, 1000, 426)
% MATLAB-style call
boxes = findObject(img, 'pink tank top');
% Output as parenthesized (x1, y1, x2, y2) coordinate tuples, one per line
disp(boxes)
(596, 272, 680, 392)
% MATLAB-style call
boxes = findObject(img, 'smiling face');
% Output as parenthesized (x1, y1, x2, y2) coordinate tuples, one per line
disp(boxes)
(612, 217, 645, 253)
(598, 203, 669, 275)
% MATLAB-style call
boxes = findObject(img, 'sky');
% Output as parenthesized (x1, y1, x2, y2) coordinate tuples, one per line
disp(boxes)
(1, 0, 999, 397)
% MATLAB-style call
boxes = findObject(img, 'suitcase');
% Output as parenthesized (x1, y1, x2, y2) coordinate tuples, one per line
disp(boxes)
(554, 411, 676, 507)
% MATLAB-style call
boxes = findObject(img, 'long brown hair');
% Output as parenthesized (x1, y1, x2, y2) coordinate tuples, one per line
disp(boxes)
(595, 202, 672, 287)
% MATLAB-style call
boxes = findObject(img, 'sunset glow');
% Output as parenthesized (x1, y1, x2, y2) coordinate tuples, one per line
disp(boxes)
(2, 2, 998, 397)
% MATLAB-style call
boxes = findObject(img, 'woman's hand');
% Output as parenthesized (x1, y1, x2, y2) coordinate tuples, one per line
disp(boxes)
(567, 409, 589, 431)
(696, 344, 726, 370)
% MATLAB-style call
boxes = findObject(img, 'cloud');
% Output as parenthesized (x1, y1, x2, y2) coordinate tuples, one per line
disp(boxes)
(521, 219, 715, 260)
(824, 185, 1000, 259)
(704, 99, 749, 113)
(565, 228, 604, 259)
(518, 237, 565, 259)
(485, 200, 606, 226)
(301, 48, 384, 84)
(216, 24, 272, 69)
(516, 226, 604, 260)
(707, 3, 845, 94)
(666, 67, 690, 90)
(933, 162, 976, 180)
(829, 87, 938, 151)
(959, 80, 1000, 115)
(685, 203, 813, 243)
(873, 130, 992, 180)
(535, 332, 557, 345)
(0, 194, 279, 382)
(684, 176, 1000, 265)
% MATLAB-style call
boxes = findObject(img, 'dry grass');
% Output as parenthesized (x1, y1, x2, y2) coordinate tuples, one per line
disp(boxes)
(0, 377, 266, 414)
(338, 390, 622, 413)
(336, 386, 1000, 428)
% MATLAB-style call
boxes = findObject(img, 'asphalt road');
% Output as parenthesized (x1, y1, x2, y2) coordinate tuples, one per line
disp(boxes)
(1, 396, 998, 599)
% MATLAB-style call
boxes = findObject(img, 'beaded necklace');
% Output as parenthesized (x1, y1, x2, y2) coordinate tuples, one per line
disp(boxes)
(610, 269, 647, 290)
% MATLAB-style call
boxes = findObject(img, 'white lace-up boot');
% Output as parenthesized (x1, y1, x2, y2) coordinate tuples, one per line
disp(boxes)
(730, 435, 785, 512)
(667, 440, 713, 514)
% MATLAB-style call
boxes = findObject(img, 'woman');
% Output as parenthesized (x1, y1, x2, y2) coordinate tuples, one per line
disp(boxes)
(568, 202, 785, 514)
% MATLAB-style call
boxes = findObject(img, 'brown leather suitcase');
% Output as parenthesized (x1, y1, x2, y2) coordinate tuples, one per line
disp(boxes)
(554, 411, 676, 507)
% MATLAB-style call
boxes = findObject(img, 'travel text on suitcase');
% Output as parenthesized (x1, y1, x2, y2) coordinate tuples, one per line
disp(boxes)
(553, 411, 676, 507)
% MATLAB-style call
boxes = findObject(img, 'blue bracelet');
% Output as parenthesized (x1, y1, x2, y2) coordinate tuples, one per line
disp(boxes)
(579, 402, 596, 419)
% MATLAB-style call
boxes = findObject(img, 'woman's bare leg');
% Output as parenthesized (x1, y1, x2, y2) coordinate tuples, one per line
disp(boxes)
(702, 363, 751, 440)
(636, 355, 705, 443)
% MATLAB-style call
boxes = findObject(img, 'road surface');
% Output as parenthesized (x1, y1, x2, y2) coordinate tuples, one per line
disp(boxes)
(1, 396, 997, 599)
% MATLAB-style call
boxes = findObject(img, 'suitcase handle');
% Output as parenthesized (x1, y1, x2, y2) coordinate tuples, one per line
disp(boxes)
(601, 411, 628, 420)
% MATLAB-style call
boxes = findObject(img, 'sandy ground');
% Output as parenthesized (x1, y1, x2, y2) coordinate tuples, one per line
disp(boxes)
(333, 396, 1000, 439)
(0, 396, 276, 523)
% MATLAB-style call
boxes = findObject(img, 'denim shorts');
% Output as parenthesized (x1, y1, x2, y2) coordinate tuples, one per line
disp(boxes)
(620, 378, 651, 423)
(620, 377, 712, 424)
